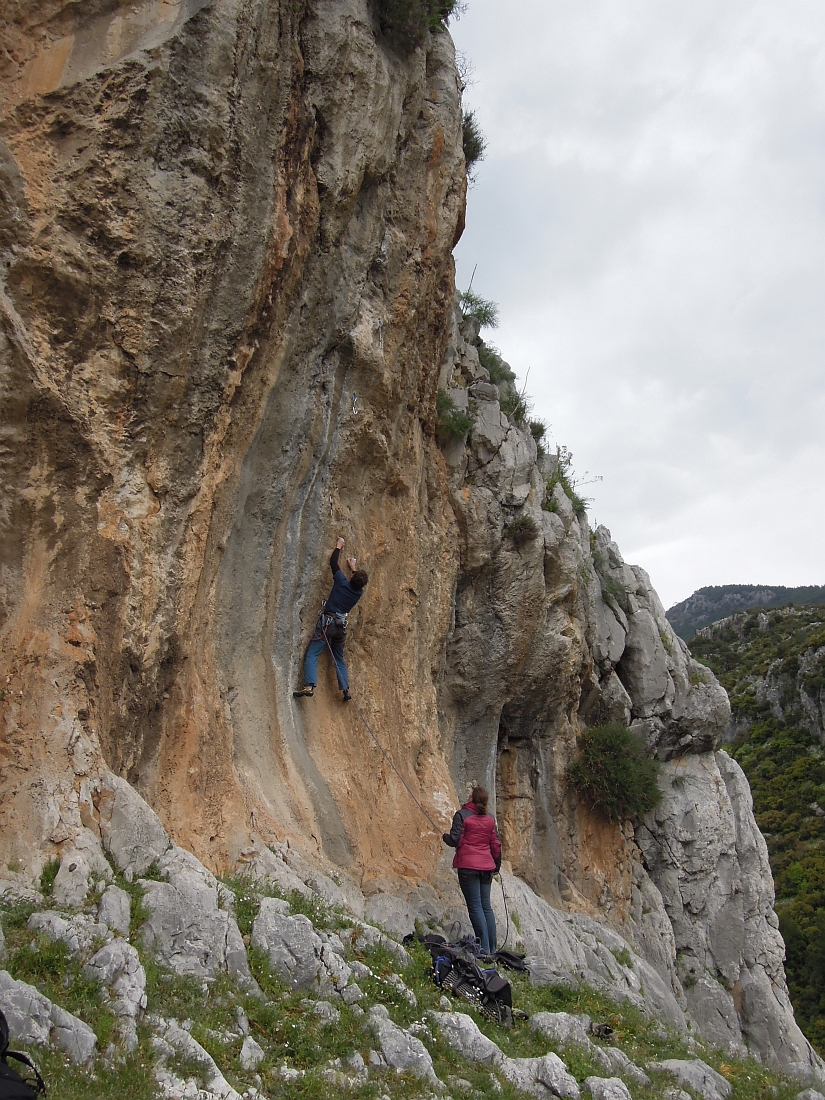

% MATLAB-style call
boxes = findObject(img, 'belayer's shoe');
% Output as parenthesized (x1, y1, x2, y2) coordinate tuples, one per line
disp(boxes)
(293, 685, 314, 698)
(342, 690, 352, 702)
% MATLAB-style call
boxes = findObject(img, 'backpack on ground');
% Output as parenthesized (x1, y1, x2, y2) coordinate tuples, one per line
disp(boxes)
(0, 1010, 46, 1098)
(493, 948, 530, 974)
(425, 942, 515, 1026)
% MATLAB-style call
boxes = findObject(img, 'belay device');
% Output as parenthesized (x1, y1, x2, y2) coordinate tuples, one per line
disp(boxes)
(0, 1009, 46, 1098)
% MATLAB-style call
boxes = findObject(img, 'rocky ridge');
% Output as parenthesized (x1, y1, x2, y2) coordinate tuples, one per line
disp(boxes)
(0, 0, 822, 1090)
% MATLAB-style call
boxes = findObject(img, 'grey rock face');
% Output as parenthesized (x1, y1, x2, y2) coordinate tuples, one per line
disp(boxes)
(152, 1016, 241, 1100)
(52, 830, 112, 908)
(432, 1011, 504, 1066)
(83, 939, 147, 1050)
(366, 1006, 441, 1085)
(651, 1059, 733, 1100)
(500, 875, 686, 1030)
(98, 884, 132, 936)
(98, 775, 171, 881)
(0, 970, 97, 1063)
(638, 752, 825, 1080)
(501, 1053, 581, 1099)
(582, 1079, 633, 1100)
(140, 846, 249, 981)
(251, 896, 353, 994)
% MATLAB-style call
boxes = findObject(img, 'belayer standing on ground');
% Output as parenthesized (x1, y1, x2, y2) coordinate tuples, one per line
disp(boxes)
(442, 785, 501, 956)
(294, 537, 368, 702)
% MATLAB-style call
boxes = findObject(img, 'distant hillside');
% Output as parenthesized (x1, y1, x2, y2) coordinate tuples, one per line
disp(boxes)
(666, 584, 825, 640)
(691, 605, 825, 1052)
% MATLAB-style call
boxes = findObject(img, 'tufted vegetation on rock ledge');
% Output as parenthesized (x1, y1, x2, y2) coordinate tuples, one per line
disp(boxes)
(436, 388, 473, 442)
(545, 445, 589, 516)
(568, 724, 662, 823)
(370, 0, 463, 50)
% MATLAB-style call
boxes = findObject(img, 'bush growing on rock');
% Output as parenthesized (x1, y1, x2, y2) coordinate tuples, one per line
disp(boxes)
(371, 0, 461, 51)
(503, 515, 539, 546)
(568, 724, 661, 823)
(462, 108, 487, 179)
(460, 289, 499, 330)
(436, 389, 473, 442)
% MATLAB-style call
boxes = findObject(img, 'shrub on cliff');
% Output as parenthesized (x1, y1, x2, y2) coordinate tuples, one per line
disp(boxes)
(545, 445, 590, 517)
(462, 108, 487, 179)
(568, 724, 661, 823)
(436, 388, 473, 442)
(503, 514, 539, 546)
(371, 0, 461, 51)
(460, 289, 499, 330)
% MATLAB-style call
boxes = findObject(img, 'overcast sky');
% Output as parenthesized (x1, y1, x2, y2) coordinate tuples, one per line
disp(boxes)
(450, 0, 825, 610)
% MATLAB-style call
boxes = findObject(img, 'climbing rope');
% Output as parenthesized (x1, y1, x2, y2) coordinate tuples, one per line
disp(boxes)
(316, 626, 515, 949)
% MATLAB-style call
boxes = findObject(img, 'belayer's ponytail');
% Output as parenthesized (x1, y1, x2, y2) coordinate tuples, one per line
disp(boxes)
(470, 785, 489, 814)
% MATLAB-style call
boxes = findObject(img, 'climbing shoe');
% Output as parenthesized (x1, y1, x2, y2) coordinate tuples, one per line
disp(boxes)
(342, 690, 352, 702)
(293, 686, 314, 698)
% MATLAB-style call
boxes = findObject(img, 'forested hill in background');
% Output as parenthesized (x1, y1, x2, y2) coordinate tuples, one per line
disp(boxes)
(667, 584, 825, 640)
(691, 606, 825, 1052)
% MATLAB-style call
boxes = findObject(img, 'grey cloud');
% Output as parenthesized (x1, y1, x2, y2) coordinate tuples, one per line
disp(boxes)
(451, 0, 825, 607)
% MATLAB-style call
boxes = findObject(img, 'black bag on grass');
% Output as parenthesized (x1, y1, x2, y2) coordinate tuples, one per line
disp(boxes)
(0, 1010, 46, 1098)
(493, 948, 530, 974)
(426, 943, 515, 1026)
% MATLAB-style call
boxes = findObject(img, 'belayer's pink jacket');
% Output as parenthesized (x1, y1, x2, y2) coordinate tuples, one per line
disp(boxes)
(443, 802, 501, 871)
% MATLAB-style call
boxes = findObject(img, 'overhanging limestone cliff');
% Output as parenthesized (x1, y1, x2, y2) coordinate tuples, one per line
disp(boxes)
(1, 0, 821, 1080)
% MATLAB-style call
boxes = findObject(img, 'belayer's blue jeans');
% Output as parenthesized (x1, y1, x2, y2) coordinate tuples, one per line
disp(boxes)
(457, 869, 497, 954)
(303, 637, 348, 691)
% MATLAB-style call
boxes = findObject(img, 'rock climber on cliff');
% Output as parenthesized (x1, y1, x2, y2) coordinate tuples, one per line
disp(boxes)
(293, 537, 368, 702)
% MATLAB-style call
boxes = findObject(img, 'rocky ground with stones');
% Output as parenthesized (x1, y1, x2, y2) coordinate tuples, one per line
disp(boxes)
(1, 789, 824, 1100)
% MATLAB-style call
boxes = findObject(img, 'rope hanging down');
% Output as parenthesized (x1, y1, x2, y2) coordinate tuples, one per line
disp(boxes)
(317, 626, 512, 947)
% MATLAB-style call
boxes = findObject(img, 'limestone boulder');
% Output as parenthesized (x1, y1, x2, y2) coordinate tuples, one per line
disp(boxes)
(140, 846, 249, 981)
(152, 1016, 241, 1100)
(651, 1059, 732, 1100)
(500, 1053, 580, 1099)
(98, 775, 171, 881)
(432, 1011, 504, 1065)
(0, 970, 97, 1064)
(366, 1005, 441, 1085)
(97, 884, 132, 936)
(251, 896, 353, 994)
(27, 910, 110, 959)
(83, 939, 147, 1050)
(582, 1078, 632, 1100)
(51, 829, 112, 908)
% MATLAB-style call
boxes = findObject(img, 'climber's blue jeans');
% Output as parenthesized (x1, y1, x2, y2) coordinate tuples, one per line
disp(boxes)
(303, 637, 348, 690)
(457, 869, 497, 954)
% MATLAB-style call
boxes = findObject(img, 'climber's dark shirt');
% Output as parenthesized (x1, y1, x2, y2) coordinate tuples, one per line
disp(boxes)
(323, 548, 363, 615)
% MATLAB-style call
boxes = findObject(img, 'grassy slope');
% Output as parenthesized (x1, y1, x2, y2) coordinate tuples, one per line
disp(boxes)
(691, 606, 825, 1052)
(0, 870, 808, 1100)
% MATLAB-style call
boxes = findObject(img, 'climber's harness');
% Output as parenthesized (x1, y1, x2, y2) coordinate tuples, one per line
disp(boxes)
(315, 606, 348, 643)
